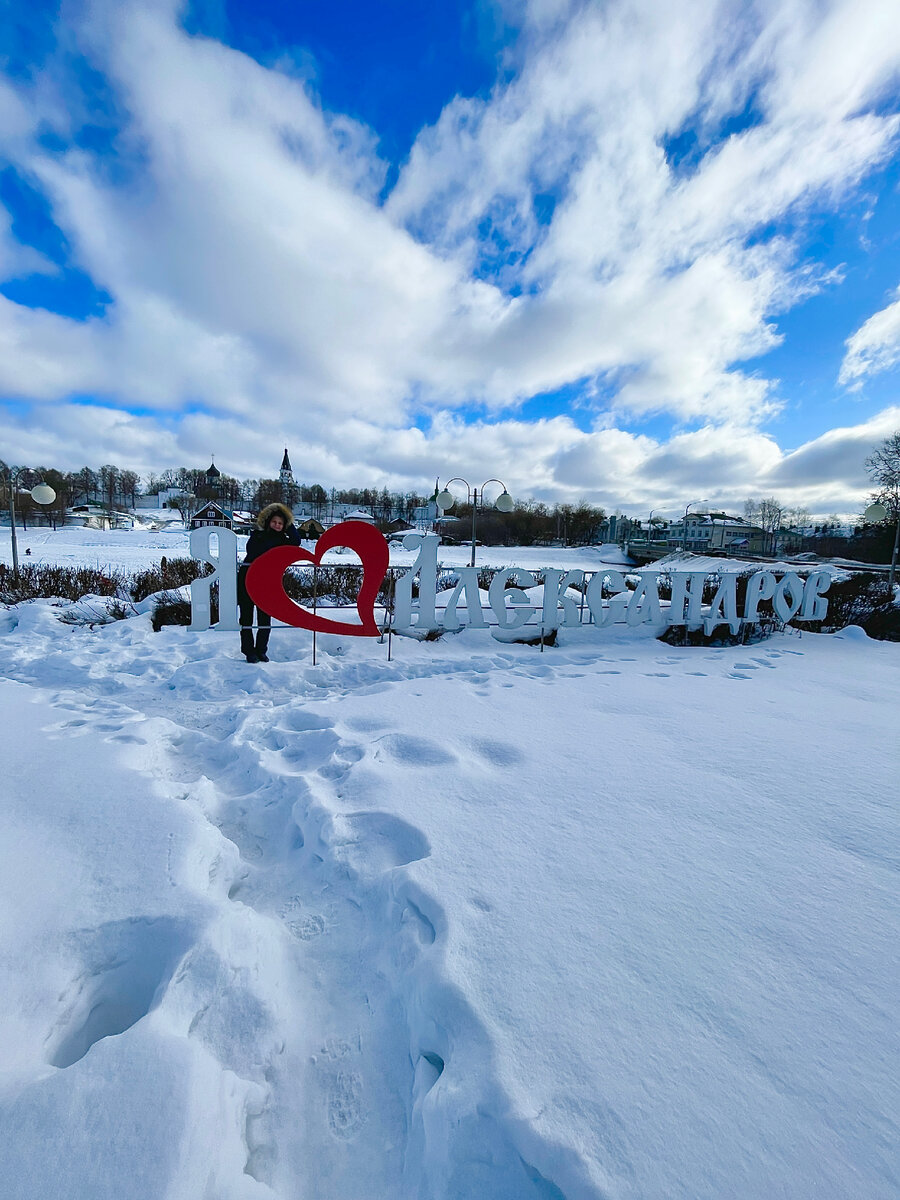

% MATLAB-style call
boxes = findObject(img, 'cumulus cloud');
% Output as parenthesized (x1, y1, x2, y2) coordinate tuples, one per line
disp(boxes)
(0, 0, 899, 512)
(5, 398, 891, 519)
(390, 0, 900, 421)
(839, 288, 900, 387)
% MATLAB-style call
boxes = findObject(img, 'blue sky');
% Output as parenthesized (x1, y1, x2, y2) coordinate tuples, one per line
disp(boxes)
(2, 0, 900, 516)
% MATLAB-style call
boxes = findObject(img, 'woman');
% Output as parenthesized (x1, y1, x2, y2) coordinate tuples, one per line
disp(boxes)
(239, 502, 302, 662)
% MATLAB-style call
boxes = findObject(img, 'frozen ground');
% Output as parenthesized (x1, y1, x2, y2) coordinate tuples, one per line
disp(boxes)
(0, 524, 634, 574)
(0, 545, 898, 1199)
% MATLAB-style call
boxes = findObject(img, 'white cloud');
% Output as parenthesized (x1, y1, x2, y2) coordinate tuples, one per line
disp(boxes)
(0, 0, 899, 511)
(388, 0, 900, 421)
(4, 400, 893, 520)
(839, 288, 900, 387)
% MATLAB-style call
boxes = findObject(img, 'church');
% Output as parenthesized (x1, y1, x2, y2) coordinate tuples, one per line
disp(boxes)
(187, 450, 324, 537)
(189, 459, 232, 530)
(280, 448, 294, 504)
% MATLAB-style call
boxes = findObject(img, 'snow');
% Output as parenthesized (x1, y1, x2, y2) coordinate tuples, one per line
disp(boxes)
(1, 525, 636, 574)
(635, 550, 849, 577)
(1, 536, 898, 1200)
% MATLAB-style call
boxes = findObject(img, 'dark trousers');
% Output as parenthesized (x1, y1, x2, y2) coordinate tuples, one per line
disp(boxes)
(238, 567, 271, 656)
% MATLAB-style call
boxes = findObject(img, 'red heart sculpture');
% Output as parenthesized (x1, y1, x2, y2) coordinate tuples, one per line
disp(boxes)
(245, 521, 389, 637)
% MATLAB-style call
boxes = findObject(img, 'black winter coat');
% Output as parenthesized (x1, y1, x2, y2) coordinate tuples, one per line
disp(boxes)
(242, 524, 302, 565)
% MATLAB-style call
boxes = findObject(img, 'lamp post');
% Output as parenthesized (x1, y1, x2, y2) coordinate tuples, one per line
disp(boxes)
(4, 466, 57, 575)
(681, 500, 708, 552)
(646, 509, 659, 544)
(864, 501, 899, 587)
(436, 477, 514, 567)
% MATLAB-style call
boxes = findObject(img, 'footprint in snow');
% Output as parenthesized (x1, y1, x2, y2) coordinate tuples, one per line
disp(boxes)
(343, 716, 391, 733)
(279, 709, 335, 733)
(377, 733, 456, 767)
(277, 729, 341, 769)
(327, 1070, 365, 1140)
(469, 738, 525, 768)
(319, 742, 366, 780)
(219, 822, 266, 862)
(400, 899, 436, 946)
(46, 916, 195, 1069)
(287, 913, 327, 941)
(336, 744, 365, 764)
(334, 811, 430, 873)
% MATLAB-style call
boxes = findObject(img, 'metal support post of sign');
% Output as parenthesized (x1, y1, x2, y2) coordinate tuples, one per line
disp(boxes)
(387, 573, 394, 663)
(312, 565, 318, 667)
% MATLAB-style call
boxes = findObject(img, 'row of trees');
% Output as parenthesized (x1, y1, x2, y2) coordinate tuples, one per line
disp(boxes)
(438, 500, 607, 547)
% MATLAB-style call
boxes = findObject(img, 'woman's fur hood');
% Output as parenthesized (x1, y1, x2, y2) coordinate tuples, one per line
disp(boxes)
(256, 502, 294, 530)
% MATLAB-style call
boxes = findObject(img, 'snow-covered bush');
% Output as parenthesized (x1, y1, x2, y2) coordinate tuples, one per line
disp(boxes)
(130, 556, 210, 601)
(151, 589, 202, 631)
(0, 563, 126, 605)
(801, 572, 897, 637)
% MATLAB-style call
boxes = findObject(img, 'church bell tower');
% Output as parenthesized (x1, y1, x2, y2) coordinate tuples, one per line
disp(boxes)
(280, 448, 294, 504)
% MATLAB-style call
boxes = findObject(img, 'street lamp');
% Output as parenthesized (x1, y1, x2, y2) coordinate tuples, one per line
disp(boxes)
(436, 477, 514, 567)
(646, 509, 661, 543)
(3, 466, 57, 574)
(864, 501, 899, 587)
(681, 500, 708, 552)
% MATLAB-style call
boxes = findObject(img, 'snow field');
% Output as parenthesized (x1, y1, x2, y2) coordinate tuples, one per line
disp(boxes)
(0, 524, 634, 574)
(0, 585, 898, 1199)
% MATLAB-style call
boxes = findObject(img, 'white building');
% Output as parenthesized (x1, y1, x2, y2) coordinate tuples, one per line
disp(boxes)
(660, 513, 766, 553)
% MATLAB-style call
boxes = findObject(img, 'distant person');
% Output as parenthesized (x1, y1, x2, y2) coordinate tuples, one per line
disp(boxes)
(238, 503, 301, 663)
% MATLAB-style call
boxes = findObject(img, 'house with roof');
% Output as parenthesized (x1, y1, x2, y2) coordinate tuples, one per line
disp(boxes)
(189, 460, 235, 528)
(190, 501, 233, 530)
(293, 515, 325, 539)
(326, 503, 377, 525)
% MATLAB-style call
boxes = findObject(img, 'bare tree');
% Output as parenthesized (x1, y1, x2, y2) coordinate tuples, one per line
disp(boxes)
(98, 464, 119, 512)
(119, 470, 140, 508)
(76, 466, 98, 504)
(784, 504, 810, 531)
(253, 479, 283, 511)
(171, 493, 200, 523)
(41, 468, 71, 529)
(745, 496, 784, 553)
(866, 430, 900, 584)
